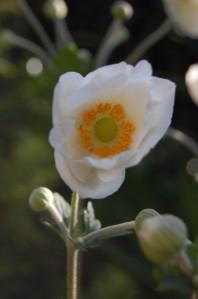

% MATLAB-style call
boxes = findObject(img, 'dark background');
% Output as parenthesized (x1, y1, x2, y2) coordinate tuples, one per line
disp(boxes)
(0, 0, 197, 298)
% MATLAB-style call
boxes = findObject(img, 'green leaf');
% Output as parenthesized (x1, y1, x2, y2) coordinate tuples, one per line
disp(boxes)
(54, 43, 94, 75)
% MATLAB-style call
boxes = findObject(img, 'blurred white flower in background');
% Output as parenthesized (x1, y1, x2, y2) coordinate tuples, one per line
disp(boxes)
(163, 0, 198, 38)
(49, 61, 175, 199)
(185, 63, 198, 105)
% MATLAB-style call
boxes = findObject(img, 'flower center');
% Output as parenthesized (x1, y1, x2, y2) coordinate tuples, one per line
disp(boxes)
(94, 117, 118, 142)
(78, 102, 135, 158)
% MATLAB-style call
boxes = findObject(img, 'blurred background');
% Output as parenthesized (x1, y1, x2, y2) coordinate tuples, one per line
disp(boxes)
(0, 0, 197, 298)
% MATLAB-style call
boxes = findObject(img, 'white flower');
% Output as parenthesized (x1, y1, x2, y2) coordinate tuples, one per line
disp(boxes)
(163, 0, 198, 38)
(185, 63, 198, 105)
(49, 61, 175, 199)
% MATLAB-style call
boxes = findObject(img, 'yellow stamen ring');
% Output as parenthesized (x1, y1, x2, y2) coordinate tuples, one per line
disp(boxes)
(78, 102, 135, 158)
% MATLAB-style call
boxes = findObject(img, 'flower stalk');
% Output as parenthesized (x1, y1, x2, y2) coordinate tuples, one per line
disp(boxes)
(80, 221, 135, 247)
(167, 128, 198, 157)
(19, 0, 56, 56)
(126, 19, 172, 64)
(54, 19, 74, 48)
(2, 30, 54, 70)
(66, 193, 81, 299)
(66, 242, 80, 299)
(95, 19, 129, 67)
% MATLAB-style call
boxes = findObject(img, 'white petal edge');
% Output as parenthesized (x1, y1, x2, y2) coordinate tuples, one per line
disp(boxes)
(53, 72, 83, 126)
(127, 77, 176, 167)
(54, 151, 126, 199)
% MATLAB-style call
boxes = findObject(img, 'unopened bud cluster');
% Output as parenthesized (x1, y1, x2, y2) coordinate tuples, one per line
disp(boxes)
(135, 209, 188, 263)
(29, 187, 101, 239)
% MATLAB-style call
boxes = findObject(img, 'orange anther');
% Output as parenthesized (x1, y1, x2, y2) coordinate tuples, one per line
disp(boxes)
(78, 101, 136, 158)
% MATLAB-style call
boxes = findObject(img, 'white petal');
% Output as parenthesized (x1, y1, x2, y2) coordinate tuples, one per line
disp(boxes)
(53, 72, 83, 126)
(133, 60, 152, 79)
(54, 152, 125, 199)
(61, 63, 135, 116)
(97, 168, 125, 182)
(127, 77, 176, 167)
(83, 62, 133, 85)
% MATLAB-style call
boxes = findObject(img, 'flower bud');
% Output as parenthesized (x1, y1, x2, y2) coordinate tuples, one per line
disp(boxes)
(111, 1, 133, 21)
(29, 187, 54, 212)
(134, 209, 160, 232)
(137, 215, 188, 263)
(43, 0, 68, 20)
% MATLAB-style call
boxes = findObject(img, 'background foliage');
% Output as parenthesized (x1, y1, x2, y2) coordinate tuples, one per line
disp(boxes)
(0, 0, 197, 298)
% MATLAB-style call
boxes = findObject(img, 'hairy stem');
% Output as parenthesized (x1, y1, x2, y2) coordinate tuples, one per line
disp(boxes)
(126, 19, 172, 64)
(66, 243, 80, 299)
(69, 193, 80, 237)
(81, 221, 135, 247)
(66, 193, 81, 299)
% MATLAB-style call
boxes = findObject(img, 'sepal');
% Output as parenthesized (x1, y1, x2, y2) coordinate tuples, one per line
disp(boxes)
(83, 201, 101, 234)
(53, 192, 71, 225)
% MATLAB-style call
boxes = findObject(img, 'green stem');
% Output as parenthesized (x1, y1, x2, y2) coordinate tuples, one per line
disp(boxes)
(126, 19, 172, 64)
(66, 192, 81, 299)
(67, 243, 80, 299)
(81, 221, 135, 247)
(69, 192, 80, 237)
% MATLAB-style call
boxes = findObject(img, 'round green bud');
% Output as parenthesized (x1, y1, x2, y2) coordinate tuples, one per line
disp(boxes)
(134, 209, 160, 232)
(137, 215, 188, 263)
(29, 187, 54, 212)
(111, 1, 133, 21)
(43, 0, 68, 20)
